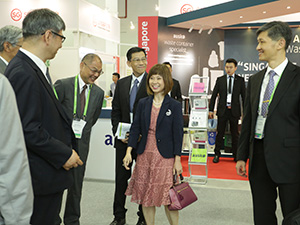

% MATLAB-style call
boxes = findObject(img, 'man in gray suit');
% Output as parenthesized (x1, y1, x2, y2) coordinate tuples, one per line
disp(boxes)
(54, 53, 104, 225)
(0, 25, 23, 74)
(0, 74, 33, 225)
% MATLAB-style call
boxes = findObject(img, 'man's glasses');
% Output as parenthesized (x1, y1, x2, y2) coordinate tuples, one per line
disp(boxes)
(41, 30, 66, 43)
(131, 57, 147, 63)
(84, 62, 104, 75)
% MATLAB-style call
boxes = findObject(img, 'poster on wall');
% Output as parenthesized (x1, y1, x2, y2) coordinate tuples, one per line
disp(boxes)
(224, 27, 300, 83)
(157, 18, 224, 95)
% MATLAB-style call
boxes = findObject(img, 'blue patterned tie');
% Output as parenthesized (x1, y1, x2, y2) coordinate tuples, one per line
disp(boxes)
(130, 79, 139, 112)
(261, 70, 276, 117)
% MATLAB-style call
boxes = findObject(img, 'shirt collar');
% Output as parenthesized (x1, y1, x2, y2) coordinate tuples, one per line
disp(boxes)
(132, 72, 145, 83)
(0, 56, 8, 65)
(20, 48, 47, 76)
(266, 58, 288, 77)
(78, 74, 90, 91)
(227, 74, 235, 79)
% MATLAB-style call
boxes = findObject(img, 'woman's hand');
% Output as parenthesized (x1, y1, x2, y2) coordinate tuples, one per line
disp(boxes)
(173, 155, 183, 175)
(123, 147, 133, 170)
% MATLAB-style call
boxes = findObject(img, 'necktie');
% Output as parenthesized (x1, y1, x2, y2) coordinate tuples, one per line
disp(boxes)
(80, 85, 87, 115)
(228, 76, 232, 94)
(130, 79, 139, 112)
(46, 68, 53, 85)
(261, 70, 276, 117)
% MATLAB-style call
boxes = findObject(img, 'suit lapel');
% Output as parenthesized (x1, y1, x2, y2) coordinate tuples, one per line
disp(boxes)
(124, 76, 132, 110)
(267, 62, 297, 116)
(251, 69, 266, 116)
(136, 72, 147, 102)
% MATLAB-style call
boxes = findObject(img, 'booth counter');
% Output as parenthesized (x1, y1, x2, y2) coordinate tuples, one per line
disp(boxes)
(85, 108, 115, 181)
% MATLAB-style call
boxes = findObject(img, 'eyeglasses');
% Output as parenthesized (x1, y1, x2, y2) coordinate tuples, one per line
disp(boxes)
(41, 30, 66, 43)
(131, 57, 147, 63)
(14, 44, 22, 48)
(84, 62, 104, 75)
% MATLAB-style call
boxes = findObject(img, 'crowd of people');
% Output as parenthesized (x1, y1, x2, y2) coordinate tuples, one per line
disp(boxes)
(0, 6, 299, 225)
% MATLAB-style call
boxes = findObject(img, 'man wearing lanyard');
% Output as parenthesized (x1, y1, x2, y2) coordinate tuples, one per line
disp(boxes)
(54, 53, 104, 225)
(236, 21, 300, 224)
(209, 58, 245, 163)
(111, 47, 148, 225)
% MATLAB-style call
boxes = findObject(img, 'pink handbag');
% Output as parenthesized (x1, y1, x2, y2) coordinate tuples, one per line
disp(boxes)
(168, 174, 198, 210)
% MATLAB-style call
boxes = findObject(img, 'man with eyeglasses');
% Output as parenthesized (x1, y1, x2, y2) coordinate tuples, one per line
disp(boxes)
(0, 25, 23, 74)
(54, 53, 104, 225)
(111, 47, 148, 225)
(5, 8, 83, 225)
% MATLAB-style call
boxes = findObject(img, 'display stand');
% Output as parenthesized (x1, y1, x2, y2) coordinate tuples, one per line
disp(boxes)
(187, 75, 209, 184)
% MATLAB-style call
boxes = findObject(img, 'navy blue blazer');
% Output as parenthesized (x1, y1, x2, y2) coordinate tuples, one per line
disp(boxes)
(128, 95, 183, 158)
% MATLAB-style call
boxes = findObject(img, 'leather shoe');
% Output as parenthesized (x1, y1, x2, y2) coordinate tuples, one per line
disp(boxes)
(213, 155, 220, 163)
(109, 218, 126, 225)
(136, 217, 146, 225)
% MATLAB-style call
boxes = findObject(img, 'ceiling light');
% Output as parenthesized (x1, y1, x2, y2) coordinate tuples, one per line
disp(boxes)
(155, 4, 159, 11)
(287, 6, 291, 9)
(263, 11, 266, 14)
(240, 16, 243, 19)
(188, 24, 194, 33)
(130, 21, 135, 30)
(198, 27, 203, 34)
(219, 20, 223, 23)
(208, 28, 213, 35)
(248, 27, 251, 29)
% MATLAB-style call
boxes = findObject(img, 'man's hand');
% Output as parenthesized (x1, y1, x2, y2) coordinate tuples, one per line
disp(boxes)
(121, 132, 129, 144)
(208, 112, 214, 119)
(63, 150, 83, 171)
(236, 160, 247, 177)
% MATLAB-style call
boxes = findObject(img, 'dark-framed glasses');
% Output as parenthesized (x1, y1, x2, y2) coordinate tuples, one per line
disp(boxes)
(41, 30, 66, 43)
(131, 57, 147, 62)
(84, 62, 104, 75)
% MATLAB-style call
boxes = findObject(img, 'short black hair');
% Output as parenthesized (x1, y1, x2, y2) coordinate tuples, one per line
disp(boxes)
(162, 62, 172, 68)
(112, 72, 120, 79)
(126, 47, 146, 61)
(256, 21, 292, 50)
(225, 58, 237, 67)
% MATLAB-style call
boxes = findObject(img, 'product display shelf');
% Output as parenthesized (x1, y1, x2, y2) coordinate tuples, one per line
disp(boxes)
(187, 75, 209, 184)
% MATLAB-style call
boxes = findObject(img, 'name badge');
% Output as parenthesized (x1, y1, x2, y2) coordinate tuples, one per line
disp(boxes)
(255, 115, 266, 139)
(72, 119, 87, 139)
(227, 94, 232, 104)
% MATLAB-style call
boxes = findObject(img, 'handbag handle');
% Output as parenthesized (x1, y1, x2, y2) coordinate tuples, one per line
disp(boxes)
(173, 173, 184, 184)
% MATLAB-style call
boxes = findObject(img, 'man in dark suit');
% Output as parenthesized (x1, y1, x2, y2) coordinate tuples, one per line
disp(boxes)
(0, 25, 23, 74)
(110, 47, 148, 225)
(54, 53, 104, 225)
(162, 61, 183, 103)
(5, 8, 83, 225)
(209, 58, 245, 163)
(236, 21, 300, 225)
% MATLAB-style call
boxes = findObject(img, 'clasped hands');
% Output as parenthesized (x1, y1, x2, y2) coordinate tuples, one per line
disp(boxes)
(63, 149, 83, 171)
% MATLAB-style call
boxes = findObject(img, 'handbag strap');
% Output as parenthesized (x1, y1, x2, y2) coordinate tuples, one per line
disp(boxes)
(173, 173, 184, 184)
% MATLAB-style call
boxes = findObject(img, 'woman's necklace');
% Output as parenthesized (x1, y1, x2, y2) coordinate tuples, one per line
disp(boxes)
(153, 98, 163, 105)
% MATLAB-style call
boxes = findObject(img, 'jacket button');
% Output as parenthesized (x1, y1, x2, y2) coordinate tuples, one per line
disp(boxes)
(157, 139, 161, 142)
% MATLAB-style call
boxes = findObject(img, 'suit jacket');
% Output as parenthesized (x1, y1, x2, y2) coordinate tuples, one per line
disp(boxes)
(171, 78, 182, 103)
(0, 74, 33, 224)
(237, 61, 300, 184)
(54, 76, 104, 155)
(5, 51, 74, 195)
(111, 73, 148, 136)
(209, 74, 245, 118)
(0, 58, 7, 74)
(128, 95, 183, 158)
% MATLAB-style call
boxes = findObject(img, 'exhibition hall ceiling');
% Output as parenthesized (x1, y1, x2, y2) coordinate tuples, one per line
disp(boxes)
(167, 0, 300, 30)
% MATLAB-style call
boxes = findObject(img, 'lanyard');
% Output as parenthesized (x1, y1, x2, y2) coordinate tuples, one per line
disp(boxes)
(73, 74, 92, 120)
(260, 71, 283, 115)
(53, 86, 59, 99)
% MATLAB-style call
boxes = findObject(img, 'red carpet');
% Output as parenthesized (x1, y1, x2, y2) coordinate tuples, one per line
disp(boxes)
(181, 155, 248, 181)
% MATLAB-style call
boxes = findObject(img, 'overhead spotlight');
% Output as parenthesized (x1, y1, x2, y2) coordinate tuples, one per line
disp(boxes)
(287, 6, 291, 9)
(155, 4, 159, 11)
(198, 27, 203, 34)
(188, 24, 194, 33)
(130, 21, 135, 30)
(208, 28, 213, 35)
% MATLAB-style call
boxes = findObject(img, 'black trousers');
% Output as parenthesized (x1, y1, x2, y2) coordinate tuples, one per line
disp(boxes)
(214, 108, 239, 159)
(249, 139, 300, 225)
(30, 191, 64, 225)
(113, 140, 143, 220)
(55, 143, 89, 225)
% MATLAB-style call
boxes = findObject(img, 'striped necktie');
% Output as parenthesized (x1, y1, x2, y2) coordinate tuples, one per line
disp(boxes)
(261, 70, 276, 117)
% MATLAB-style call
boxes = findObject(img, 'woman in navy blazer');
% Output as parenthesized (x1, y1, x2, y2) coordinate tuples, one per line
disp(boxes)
(123, 64, 183, 225)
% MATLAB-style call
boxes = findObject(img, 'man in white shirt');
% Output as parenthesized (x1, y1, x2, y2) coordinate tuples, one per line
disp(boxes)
(236, 21, 300, 225)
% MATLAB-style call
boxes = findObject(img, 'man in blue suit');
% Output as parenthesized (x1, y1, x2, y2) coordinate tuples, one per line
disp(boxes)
(5, 8, 83, 225)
